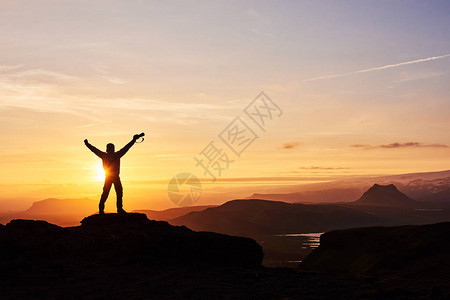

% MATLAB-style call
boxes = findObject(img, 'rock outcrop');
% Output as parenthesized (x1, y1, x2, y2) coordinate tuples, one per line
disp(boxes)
(300, 222, 450, 277)
(0, 213, 263, 269)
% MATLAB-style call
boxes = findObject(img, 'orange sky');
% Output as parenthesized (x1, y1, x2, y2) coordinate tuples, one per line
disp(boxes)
(1, 1, 449, 211)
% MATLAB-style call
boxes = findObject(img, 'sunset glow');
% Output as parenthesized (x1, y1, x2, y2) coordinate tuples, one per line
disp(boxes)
(1, 2, 450, 299)
(0, 1, 449, 212)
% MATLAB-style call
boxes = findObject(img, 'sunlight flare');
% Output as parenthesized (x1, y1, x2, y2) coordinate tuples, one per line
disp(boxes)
(96, 164, 105, 182)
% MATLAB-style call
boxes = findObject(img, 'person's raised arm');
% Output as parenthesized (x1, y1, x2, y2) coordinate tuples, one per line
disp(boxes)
(84, 139, 105, 158)
(117, 135, 139, 157)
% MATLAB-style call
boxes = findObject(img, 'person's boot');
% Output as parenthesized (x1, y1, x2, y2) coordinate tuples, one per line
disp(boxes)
(117, 195, 125, 214)
(99, 202, 105, 215)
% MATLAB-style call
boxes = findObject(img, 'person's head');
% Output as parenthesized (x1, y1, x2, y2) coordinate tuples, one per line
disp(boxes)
(106, 143, 115, 153)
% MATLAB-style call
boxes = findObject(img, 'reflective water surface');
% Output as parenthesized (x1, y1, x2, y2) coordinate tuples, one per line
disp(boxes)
(260, 232, 324, 268)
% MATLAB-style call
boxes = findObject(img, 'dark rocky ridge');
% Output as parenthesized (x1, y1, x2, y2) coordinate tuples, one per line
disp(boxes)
(0, 213, 263, 269)
(300, 221, 450, 278)
(0, 214, 449, 298)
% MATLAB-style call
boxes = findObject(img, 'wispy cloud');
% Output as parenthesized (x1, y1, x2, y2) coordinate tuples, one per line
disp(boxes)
(76, 121, 112, 128)
(282, 142, 300, 149)
(91, 65, 127, 85)
(351, 142, 448, 150)
(0, 67, 87, 118)
(247, 8, 274, 38)
(0, 67, 78, 94)
(0, 66, 223, 111)
(0, 66, 235, 125)
(303, 54, 450, 81)
(0, 64, 22, 72)
(395, 71, 446, 83)
(10, 69, 78, 81)
(298, 166, 350, 170)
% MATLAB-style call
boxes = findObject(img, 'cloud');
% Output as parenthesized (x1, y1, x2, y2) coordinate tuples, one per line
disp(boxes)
(351, 142, 448, 150)
(76, 121, 112, 128)
(10, 69, 78, 81)
(298, 166, 350, 170)
(0, 67, 78, 95)
(395, 71, 446, 83)
(91, 65, 127, 85)
(303, 54, 450, 81)
(0, 64, 22, 72)
(247, 9, 260, 18)
(134, 176, 341, 184)
(282, 142, 300, 149)
(0, 66, 232, 123)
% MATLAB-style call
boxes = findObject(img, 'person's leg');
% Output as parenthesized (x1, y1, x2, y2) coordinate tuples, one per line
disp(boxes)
(99, 178, 113, 214)
(114, 177, 125, 213)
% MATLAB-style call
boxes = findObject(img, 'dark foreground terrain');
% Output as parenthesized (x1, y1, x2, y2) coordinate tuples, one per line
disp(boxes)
(0, 213, 449, 299)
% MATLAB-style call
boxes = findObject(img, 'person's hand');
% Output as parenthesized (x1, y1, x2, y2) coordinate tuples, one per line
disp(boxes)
(84, 139, 89, 145)
(133, 133, 145, 141)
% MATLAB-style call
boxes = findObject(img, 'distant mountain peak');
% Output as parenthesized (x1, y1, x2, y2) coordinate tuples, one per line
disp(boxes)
(371, 183, 396, 190)
(354, 184, 418, 207)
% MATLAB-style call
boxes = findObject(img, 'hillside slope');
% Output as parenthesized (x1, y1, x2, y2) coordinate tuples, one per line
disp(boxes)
(300, 222, 450, 278)
(170, 199, 382, 236)
(133, 205, 215, 221)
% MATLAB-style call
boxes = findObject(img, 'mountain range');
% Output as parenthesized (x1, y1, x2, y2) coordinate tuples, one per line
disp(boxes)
(1, 170, 449, 232)
(248, 170, 450, 203)
(171, 184, 450, 237)
(0, 198, 96, 227)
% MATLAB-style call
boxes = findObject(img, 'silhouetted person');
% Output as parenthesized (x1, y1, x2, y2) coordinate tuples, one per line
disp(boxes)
(84, 134, 141, 214)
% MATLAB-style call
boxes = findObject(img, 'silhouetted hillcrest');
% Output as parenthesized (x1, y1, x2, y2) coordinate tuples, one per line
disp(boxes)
(25, 197, 95, 215)
(248, 188, 363, 204)
(354, 184, 419, 207)
(0, 213, 263, 269)
(132, 205, 215, 221)
(171, 195, 450, 237)
(170, 199, 382, 236)
(300, 222, 450, 278)
(0, 198, 97, 227)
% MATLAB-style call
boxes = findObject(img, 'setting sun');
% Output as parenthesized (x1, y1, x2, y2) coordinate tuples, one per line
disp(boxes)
(96, 164, 105, 182)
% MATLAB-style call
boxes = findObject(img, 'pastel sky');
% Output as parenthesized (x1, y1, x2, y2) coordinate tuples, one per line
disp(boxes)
(1, 0, 449, 210)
